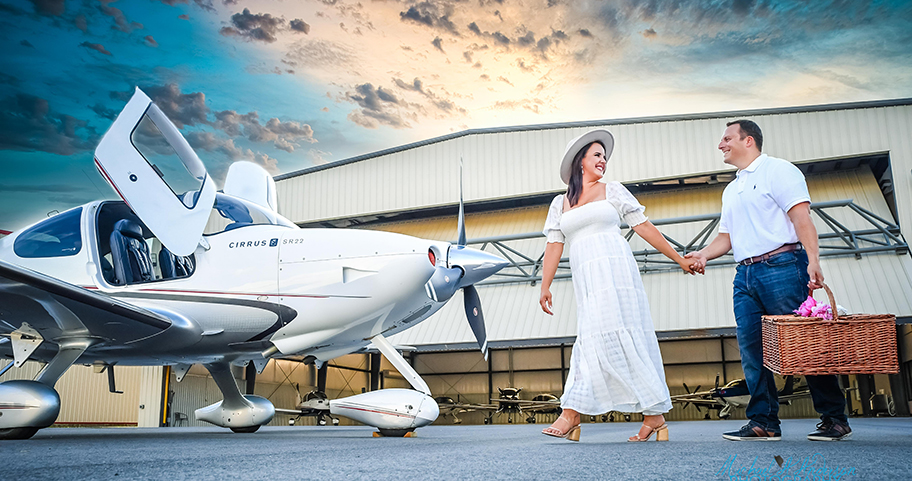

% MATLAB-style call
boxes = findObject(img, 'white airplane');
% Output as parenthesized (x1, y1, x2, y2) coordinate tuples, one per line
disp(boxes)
(0, 88, 507, 440)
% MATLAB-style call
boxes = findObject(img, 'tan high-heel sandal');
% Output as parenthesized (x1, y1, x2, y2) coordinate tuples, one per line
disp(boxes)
(542, 419, 582, 442)
(628, 423, 668, 442)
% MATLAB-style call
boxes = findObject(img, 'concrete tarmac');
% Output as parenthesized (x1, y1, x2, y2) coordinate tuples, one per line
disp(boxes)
(3, 418, 910, 480)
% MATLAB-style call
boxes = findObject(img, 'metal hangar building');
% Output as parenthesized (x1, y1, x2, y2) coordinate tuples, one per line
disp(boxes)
(3, 98, 911, 427)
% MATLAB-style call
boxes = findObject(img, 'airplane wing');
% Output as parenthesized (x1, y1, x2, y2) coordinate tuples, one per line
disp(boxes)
(777, 392, 811, 403)
(274, 407, 329, 415)
(438, 401, 499, 412)
(491, 399, 561, 411)
(0, 259, 174, 354)
(669, 394, 724, 408)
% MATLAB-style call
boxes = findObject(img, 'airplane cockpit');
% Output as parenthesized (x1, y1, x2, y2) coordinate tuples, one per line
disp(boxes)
(93, 193, 296, 286)
(95, 201, 196, 286)
(204, 193, 297, 235)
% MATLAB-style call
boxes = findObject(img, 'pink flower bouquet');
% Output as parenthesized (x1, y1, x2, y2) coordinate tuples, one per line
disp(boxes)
(793, 296, 833, 320)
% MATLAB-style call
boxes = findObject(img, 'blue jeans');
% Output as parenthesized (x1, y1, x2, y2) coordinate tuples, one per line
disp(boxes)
(733, 250, 848, 433)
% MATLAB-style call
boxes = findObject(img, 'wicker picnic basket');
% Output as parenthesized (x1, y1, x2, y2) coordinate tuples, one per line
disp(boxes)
(762, 283, 898, 375)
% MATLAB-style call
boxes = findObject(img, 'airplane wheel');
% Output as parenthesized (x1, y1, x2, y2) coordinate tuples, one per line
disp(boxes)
(526, 416, 535, 424)
(484, 417, 492, 425)
(608, 414, 615, 422)
(601, 415, 608, 422)
(0, 427, 40, 440)
(624, 415, 631, 422)
(720, 414, 731, 420)
(317, 414, 327, 426)
(230, 426, 260, 434)
(590, 416, 596, 422)
(332, 417, 340, 426)
(507, 417, 513, 424)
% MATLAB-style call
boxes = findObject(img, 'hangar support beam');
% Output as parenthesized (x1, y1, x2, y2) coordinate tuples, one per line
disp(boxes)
(460, 199, 908, 286)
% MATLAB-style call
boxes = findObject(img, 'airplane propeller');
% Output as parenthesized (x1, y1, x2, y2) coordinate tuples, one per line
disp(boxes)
(448, 158, 501, 360)
(681, 382, 703, 412)
(463, 284, 487, 356)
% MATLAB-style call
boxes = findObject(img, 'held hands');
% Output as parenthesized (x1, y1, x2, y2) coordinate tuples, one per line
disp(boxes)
(677, 257, 696, 275)
(540, 289, 553, 315)
(684, 251, 707, 275)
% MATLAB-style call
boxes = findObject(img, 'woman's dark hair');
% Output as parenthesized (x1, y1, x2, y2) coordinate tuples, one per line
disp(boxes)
(566, 140, 605, 207)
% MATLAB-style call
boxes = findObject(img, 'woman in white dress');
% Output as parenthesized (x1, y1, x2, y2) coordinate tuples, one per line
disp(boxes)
(539, 129, 695, 442)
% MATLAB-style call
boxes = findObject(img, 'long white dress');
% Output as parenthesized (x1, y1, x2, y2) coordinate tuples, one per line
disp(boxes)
(542, 181, 672, 415)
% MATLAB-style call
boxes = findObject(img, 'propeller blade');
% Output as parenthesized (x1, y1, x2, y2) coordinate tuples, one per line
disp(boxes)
(715, 375, 720, 390)
(457, 157, 466, 247)
(683, 383, 691, 394)
(463, 285, 487, 359)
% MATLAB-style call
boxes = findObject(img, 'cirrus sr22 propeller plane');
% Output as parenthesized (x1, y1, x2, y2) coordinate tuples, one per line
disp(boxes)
(0, 88, 507, 440)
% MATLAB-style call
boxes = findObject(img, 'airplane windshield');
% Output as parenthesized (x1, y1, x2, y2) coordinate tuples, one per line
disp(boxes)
(204, 194, 297, 235)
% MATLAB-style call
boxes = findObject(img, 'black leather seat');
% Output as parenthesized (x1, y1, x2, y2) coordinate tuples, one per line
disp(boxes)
(109, 219, 154, 285)
(159, 247, 194, 279)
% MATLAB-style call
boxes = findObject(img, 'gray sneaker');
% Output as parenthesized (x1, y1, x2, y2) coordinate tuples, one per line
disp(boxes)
(723, 423, 781, 441)
(807, 419, 852, 441)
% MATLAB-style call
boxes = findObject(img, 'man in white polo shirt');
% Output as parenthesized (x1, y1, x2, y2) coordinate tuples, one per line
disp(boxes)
(687, 120, 850, 441)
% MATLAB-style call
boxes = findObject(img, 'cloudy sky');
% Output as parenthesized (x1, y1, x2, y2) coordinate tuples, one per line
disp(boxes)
(1, 0, 911, 231)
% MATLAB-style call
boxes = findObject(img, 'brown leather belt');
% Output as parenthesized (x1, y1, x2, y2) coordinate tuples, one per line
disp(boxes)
(739, 243, 801, 266)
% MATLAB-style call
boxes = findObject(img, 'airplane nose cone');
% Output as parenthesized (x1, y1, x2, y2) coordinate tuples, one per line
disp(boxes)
(415, 396, 440, 427)
(448, 246, 509, 287)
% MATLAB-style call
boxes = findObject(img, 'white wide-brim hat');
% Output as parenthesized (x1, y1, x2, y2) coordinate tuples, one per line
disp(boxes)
(560, 129, 615, 184)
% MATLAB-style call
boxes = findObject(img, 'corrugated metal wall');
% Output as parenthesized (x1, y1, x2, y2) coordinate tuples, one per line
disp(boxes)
(275, 103, 912, 236)
(386, 166, 912, 346)
(412, 342, 823, 425)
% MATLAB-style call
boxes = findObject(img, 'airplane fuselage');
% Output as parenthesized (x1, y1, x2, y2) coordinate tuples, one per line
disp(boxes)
(0, 198, 453, 367)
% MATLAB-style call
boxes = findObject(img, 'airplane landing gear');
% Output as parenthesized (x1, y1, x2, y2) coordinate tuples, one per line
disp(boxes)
(374, 428, 416, 437)
(316, 413, 340, 426)
(526, 415, 536, 424)
(483, 415, 493, 425)
(230, 426, 261, 434)
(0, 427, 41, 440)
(195, 362, 275, 432)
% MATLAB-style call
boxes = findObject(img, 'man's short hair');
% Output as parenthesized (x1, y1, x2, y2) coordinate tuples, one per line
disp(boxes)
(726, 119, 763, 152)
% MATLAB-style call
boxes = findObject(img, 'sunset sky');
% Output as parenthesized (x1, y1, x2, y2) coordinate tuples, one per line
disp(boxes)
(2, 0, 911, 231)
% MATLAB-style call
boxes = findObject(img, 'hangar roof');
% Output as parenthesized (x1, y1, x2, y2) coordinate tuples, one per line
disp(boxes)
(274, 98, 912, 234)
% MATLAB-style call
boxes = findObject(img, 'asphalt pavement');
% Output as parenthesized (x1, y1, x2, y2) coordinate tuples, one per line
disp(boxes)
(3, 418, 910, 480)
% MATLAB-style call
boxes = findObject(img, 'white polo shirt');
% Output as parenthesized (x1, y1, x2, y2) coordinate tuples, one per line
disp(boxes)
(719, 153, 811, 262)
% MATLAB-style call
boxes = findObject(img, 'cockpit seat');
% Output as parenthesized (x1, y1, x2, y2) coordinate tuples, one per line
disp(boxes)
(159, 247, 194, 279)
(110, 219, 154, 285)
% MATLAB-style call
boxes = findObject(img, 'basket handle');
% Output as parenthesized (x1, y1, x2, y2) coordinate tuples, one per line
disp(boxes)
(808, 283, 838, 320)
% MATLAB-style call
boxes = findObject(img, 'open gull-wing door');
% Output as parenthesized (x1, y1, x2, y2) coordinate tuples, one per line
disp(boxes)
(94, 87, 216, 256)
